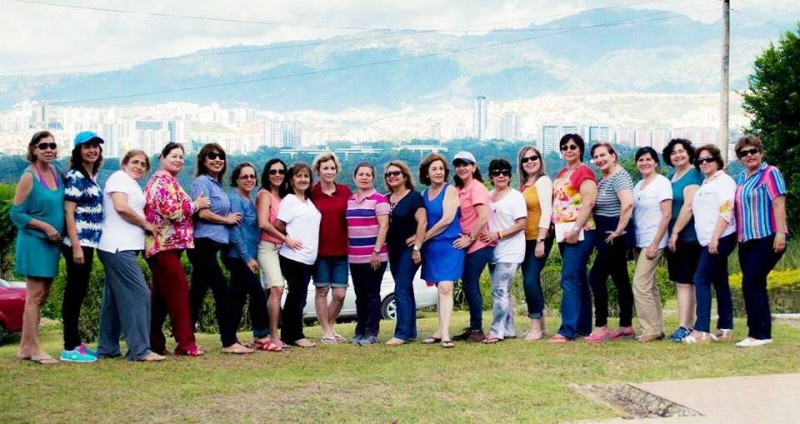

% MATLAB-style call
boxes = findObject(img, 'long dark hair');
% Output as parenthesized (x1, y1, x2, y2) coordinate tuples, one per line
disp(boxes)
(261, 158, 289, 197)
(195, 143, 227, 183)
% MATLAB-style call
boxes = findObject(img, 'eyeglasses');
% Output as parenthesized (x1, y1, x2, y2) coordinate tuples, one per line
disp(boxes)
(238, 174, 256, 180)
(520, 155, 540, 164)
(36, 142, 57, 150)
(737, 148, 759, 158)
(560, 144, 579, 152)
(490, 169, 511, 177)
(384, 170, 403, 178)
(695, 155, 716, 165)
(206, 152, 226, 161)
(268, 169, 286, 175)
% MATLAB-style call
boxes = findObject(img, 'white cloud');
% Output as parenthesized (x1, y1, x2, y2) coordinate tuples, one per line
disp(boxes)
(0, 0, 792, 74)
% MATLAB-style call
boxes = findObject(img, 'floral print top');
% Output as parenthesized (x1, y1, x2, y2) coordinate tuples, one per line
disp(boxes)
(552, 163, 596, 230)
(144, 169, 194, 257)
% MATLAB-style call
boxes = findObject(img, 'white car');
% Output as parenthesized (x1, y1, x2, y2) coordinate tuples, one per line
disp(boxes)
(284, 268, 439, 321)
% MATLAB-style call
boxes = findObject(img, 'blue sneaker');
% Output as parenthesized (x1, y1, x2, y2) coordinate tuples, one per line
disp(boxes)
(670, 327, 692, 343)
(78, 344, 98, 357)
(60, 348, 97, 363)
(351, 335, 364, 345)
(358, 336, 378, 346)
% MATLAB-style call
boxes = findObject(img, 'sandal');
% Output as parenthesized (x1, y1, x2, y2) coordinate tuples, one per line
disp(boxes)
(548, 334, 572, 343)
(174, 347, 206, 357)
(257, 340, 283, 352)
(320, 337, 339, 345)
(441, 340, 455, 349)
(422, 336, 442, 344)
(482, 337, 500, 344)
(293, 338, 317, 348)
(385, 337, 407, 346)
(29, 355, 59, 365)
(221, 343, 255, 355)
(524, 330, 544, 342)
(140, 352, 166, 362)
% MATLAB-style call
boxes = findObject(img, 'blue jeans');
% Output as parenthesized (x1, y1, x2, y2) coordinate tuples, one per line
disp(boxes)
(557, 230, 595, 339)
(693, 233, 736, 333)
(462, 246, 494, 331)
(389, 248, 419, 341)
(488, 262, 519, 339)
(739, 234, 783, 340)
(97, 249, 153, 361)
(521, 238, 554, 319)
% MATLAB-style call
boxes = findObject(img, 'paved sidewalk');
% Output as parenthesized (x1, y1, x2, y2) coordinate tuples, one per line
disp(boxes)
(600, 373, 800, 423)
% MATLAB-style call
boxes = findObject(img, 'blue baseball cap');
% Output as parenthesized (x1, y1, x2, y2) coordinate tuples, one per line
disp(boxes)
(73, 131, 104, 147)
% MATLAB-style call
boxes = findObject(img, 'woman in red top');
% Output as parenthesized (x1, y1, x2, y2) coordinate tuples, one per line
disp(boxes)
(310, 152, 353, 343)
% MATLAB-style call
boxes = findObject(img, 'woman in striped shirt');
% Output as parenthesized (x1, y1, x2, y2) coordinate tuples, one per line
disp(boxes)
(733, 135, 788, 348)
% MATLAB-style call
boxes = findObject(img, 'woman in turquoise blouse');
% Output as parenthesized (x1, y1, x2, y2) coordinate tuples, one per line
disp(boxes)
(10, 131, 65, 365)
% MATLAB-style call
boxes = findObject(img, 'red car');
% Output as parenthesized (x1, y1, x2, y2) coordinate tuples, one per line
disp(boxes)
(0, 278, 25, 344)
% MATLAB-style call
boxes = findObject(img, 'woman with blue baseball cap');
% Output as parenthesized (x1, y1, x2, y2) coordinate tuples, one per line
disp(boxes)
(60, 131, 105, 363)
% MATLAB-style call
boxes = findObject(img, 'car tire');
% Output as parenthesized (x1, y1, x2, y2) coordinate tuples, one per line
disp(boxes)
(380, 294, 397, 321)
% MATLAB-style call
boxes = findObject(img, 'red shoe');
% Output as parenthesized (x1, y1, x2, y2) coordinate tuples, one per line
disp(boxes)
(584, 327, 611, 343)
(174, 347, 206, 357)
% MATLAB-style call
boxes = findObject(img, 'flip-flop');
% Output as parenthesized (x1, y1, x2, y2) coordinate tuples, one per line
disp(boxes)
(293, 339, 317, 348)
(422, 336, 442, 344)
(320, 337, 339, 344)
(441, 340, 455, 349)
(524, 330, 544, 342)
(29, 356, 59, 365)
(258, 341, 283, 352)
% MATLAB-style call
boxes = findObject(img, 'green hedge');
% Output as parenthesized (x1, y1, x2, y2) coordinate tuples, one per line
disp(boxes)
(730, 269, 800, 315)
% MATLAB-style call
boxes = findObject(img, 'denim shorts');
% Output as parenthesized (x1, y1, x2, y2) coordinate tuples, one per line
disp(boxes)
(313, 256, 349, 288)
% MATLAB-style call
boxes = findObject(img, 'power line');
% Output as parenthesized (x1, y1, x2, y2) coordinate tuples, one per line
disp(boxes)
(0, 0, 691, 75)
(737, 0, 800, 18)
(20, 3, 718, 109)
(731, 7, 787, 30)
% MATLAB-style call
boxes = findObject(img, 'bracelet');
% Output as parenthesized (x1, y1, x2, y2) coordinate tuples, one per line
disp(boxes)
(497, 231, 503, 240)
(465, 234, 475, 242)
(776, 233, 786, 239)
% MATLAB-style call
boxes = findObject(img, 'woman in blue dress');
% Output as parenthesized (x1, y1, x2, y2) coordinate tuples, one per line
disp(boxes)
(10, 131, 65, 365)
(418, 153, 463, 348)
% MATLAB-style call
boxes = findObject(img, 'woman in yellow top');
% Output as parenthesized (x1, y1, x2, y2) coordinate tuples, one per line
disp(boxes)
(517, 146, 553, 341)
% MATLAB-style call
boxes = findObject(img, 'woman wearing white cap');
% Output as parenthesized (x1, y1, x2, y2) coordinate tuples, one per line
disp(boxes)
(60, 131, 105, 363)
(451, 151, 494, 343)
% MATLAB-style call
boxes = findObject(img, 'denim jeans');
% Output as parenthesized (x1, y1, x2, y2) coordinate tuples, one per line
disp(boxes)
(693, 233, 736, 333)
(222, 257, 270, 340)
(61, 245, 95, 351)
(187, 238, 238, 347)
(557, 230, 595, 339)
(97, 249, 153, 361)
(279, 256, 312, 344)
(351, 262, 387, 338)
(588, 215, 633, 328)
(521, 238, 554, 319)
(739, 234, 783, 340)
(488, 262, 519, 339)
(462, 246, 494, 331)
(389, 248, 419, 341)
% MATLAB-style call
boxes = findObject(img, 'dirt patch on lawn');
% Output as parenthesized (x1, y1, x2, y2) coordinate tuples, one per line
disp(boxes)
(571, 383, 701, 419)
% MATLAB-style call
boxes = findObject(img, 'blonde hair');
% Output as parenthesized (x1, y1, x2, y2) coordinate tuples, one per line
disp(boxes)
(312, 152, 342, 175)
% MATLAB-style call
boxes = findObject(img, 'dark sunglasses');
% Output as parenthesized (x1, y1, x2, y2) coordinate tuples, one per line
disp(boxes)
(560, 144, 579, 152)
(384, 170, 403, 178)
(737, 148, 759, 158)
(268, 169, 286, 175)
(520, 155, 540, 164)
(36, 142, 57, 150)
(206, 152, 226, 160)
(490, 169, 511, 177)
(238, 174, 257, 180)
(696, 155, 716, 165)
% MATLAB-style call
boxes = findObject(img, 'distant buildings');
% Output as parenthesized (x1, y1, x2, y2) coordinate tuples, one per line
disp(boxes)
(500, 112, 521, 141)
(263, 119, 302, 148)
(473, 96, 487, 141)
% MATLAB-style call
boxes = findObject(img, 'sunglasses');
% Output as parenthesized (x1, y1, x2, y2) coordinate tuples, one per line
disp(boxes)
(696, 155, 716, 165)
(490, 169, 511, 177)
(737, 148, 759, 158)
(521, 155, 540, 164)
(238, 174, 256, 180)
(36, 142, 57, 150)
(560, 144, 579, 152)
(384, 170, 403, 178)
(268, 169, 286, 175)
(206, 152, 226, 160)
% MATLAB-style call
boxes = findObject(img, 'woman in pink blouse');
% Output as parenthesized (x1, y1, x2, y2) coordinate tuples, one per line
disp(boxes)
(144, 142, 209, 356)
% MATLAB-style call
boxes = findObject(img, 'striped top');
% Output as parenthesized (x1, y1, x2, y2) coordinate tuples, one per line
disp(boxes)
(63, 168, 103, 248)
(735, 162, 787, 242)
(346, 189, 390, 264)
(595, 168, 633, 217)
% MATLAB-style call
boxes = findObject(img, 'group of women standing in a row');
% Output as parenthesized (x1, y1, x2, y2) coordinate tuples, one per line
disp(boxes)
(10, 130, 788, 364)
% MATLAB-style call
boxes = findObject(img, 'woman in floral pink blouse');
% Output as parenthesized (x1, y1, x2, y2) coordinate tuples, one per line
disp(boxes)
(144, 142, 209, 356)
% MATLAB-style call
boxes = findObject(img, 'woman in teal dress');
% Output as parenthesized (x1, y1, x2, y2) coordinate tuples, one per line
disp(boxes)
(10, 131, 65, 365)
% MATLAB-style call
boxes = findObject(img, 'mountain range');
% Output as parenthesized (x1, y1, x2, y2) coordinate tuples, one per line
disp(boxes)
(0, 7, 795, 112)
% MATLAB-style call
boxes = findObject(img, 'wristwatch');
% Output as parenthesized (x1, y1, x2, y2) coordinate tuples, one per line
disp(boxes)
(412, 245, 421, 252)
(373, 249, 381, 255)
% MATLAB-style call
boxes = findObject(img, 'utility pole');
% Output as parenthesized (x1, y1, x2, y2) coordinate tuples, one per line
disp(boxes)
(719, 0, 730, 161)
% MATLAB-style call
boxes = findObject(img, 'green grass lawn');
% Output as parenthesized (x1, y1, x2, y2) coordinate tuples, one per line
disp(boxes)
(2, 311, 799, 423)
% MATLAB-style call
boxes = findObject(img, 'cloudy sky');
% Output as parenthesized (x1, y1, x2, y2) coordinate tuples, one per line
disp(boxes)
(1, 0, 796, 74)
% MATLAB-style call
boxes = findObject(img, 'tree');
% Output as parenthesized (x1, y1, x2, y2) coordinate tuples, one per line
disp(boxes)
(741, 23, 800, 231)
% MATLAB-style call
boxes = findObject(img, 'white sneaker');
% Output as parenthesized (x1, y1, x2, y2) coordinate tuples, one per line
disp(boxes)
(735, 337, 773, 348)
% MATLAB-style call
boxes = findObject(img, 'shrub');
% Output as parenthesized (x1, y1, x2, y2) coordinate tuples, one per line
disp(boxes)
(729, 268, 800, 315)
